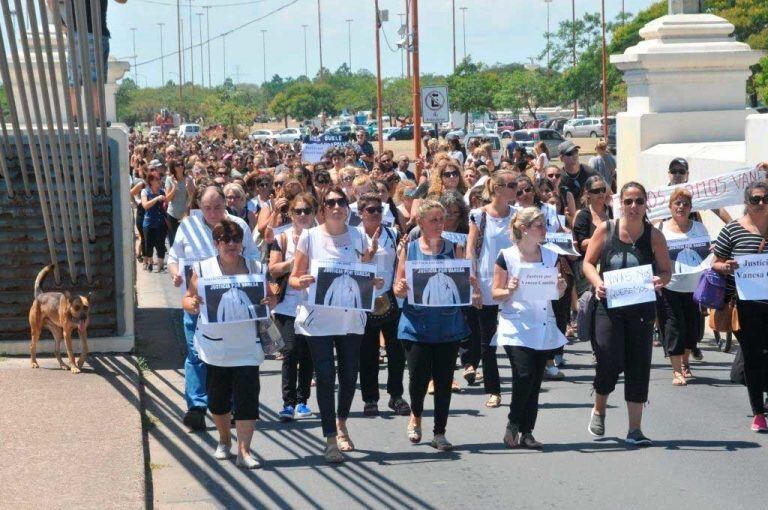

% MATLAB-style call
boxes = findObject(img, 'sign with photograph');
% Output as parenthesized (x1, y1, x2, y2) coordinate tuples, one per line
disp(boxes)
(197, 273, 268, 324)
(666, 236, 711, 275)
(734, 254, 768, 301)
(514, 267, 560, 301)
(307, 260, 377, 311)
(603, 264, 656, 309)
(405, 259, 472, 307)
(543, 232, 579, 256)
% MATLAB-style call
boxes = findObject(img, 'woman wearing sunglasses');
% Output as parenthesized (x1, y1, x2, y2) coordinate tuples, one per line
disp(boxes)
(542, 164, 576, 228)
(712, 181, 768, 432)
(583, 182, 671, 446)
(289, 187, 381, 463)
(244, 173, 273, 231)
(269, 193, 318, 423)
(573, 176, 614, 300)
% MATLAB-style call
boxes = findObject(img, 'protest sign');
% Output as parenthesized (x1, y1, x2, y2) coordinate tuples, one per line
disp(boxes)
(666, 236, 711, 275)
(406, 259, 472, 307)
(612, 167, 765, 220)
(734, 254, 768, 301)
(198, 273, 268, 324)
(514, 267, 560, 301)
(308, 260, 376, 311)
(441, 231, 468, 246)
(178, 257, 204, 294)
(543, 232, 579, 256)
(603, 264, 655, 309)
(301, 134, 348, 163)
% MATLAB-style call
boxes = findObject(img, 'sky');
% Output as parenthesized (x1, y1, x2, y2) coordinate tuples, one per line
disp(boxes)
(106, 0, 661, 87)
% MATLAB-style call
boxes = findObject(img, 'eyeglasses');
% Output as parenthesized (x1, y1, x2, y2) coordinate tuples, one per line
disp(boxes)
(546, 173, 561, 179)
(363, 205, 383, 214)
(500, 182, 517, 189)
(673, 200, 692, 208)
(516, 187, 532, 196)
(274, 181, 284, 187)
(748, 195, 768, 205)
(588, 187, 607, 195)
(292, 207, 314, 216)
(341, 176, 355, 183)
(442, 171, 461, 179)
(324, 197, 348, 208)
(622, 198, 647, 206)
(669, 169, 688, 176)
(214, 236, 243, 244)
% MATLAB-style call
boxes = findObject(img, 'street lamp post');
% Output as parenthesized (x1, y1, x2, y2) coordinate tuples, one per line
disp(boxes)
(188, 0, 194, 90)
(459, 6, 467, 59)
(222, 32, 227, 83)
(197, 12, 204, 88)
(317, 0, 324, 77)
(572, 0, 577, 118)
(600, 0, 608, 139)
(411, 0, 422, 166)
(176, 0, 183, 100)
(157, 23, 165, 86)
(261, 29, 267, 84)
(203, 5, 212, 87)
(452, 0, 456, 70)
(374, 1, 383, 154)
(301, 24, 309, 77)
(544, 0, 552, 70)
(130, 27, 137, 83)
(345, 19, 353, 71)
(398, 13, 405, 77)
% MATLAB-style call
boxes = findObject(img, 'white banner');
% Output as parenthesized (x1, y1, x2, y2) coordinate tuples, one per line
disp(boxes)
(307, 260, 377, 311)
(543, 232, 579, 256)
(406, 259, 472, 307)
(301, 142, 335, 163)
(734, 254, 768, 301)
(603, 264, 656, 309)
(514, 267, 559, 301)
(197, 273, 268, 324)
(613, 167, 766, 220)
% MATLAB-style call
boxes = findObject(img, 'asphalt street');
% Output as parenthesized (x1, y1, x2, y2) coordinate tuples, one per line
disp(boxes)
(137, 268, 767, 510)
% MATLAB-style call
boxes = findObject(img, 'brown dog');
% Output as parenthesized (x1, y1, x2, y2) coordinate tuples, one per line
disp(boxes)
(28, 265, 91, 373)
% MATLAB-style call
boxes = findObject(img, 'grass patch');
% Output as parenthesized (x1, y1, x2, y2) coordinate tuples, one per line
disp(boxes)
(149, 462, 166, 471)
(135, 356, 150, 374)
(142, 412, 158, 431)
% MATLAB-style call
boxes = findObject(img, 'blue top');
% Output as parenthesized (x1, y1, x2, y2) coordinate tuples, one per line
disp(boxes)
(142, 188, 166, 228)
(397, 238, 470, 343)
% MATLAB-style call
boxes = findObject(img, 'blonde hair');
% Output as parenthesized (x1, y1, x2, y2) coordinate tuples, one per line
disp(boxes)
(417, 198, 445, 220)
(428, 159, 467, 197)
(394, 179, 416, 205)
(509, 206, 544, 241)
(223, 183, 246, 200)
(483, 168, 517, 202)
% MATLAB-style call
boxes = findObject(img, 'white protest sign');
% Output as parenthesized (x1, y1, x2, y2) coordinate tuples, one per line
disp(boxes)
(441, 231, 469, 246)
(301, 143, 334, 163)
(734, 254, 768, 301)
(406, 259, 472, 307)
(544, 232, 579, 256)
(197, 273, 268, 324)
(308, 260, 377, 311)
(603, 264, 655, 309)
(178, 257, 211, 294)
(613, 167, 766, 221)
(514, 267, 559, 301)
(666, 236, 711, 275)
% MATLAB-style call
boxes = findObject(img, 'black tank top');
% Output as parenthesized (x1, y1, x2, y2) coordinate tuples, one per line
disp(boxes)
(600, 219, 654, 276)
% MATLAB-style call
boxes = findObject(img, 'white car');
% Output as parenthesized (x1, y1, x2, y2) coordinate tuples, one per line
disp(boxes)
(270, 128, 303, 144)
(374, 126, 400, 141)
(249, 129, 274, 142)
(148, 126, 162, 137)
(177, 123, 201, 139)
(463, 133, 502, 166)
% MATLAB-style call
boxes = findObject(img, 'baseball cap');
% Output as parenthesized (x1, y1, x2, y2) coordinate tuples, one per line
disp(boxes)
(668, 157, 689, 171)
(558, 140, 580, 156)
(148, 159, 163, 169)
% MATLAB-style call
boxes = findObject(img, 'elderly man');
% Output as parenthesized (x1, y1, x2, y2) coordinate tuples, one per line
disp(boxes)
(355, 130, 375, 171)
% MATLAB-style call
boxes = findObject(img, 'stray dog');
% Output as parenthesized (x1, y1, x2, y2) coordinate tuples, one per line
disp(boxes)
(29, 265, 91, 373)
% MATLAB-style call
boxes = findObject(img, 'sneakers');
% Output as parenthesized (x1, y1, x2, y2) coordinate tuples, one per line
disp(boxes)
(553, 354, 565, 367)
(751, 414, 768, 432)
(544, 365, 565, 380)
(183, 407, 207, 431)
(214, 442, 233, 460)
(588, 409, 605, 437)
(236, 454, 262, 469)
(625, 429, 653, 446)
(295, 403, 312, 418)
(431, 434, 453, 451)
(278, 405, 295, 422)
(388, 397, 411, 416)
(692, 347, 704, 361)
(363, 401, 379, 417)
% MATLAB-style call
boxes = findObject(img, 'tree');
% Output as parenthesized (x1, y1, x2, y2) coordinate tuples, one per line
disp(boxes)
(269, 92, 290, 127)
(382, 78, 412, 124)
(494, 69, 556, 119)
(447, 58, 499, 128)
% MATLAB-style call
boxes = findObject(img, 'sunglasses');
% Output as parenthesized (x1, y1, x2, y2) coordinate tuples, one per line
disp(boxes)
(215, 235, 243, 244)
(669, 168, 688, 175)
(324, 197, 348, 208)
(500, 182, 517, 189)
(547, 173, 561, 179)
(315, 178, 330, 185)
(622, 198, 646, 206)
(516, 187, 532, 196)
(341, 176, 355, 183)
(257, 182, 271, 188)
(362, 205, 383, 214)
(292, 207, 314, 216)
(274, 181, 284, 187)
(563, 150, 578, 157)
(748, 195, 768, 205)
(443, 171, 461, 178)
(588, 187, 607, 195)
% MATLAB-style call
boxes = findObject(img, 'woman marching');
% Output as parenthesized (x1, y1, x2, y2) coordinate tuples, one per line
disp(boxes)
(393, 200, 477, 451)
(492, 207, 568, 449)
(583, 182, 671, 445)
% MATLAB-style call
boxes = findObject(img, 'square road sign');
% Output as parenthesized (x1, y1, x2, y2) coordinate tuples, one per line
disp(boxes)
(421, 86, 449, 124)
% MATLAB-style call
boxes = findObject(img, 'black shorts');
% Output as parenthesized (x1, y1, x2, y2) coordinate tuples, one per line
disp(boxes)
(205, 364, 261, 420)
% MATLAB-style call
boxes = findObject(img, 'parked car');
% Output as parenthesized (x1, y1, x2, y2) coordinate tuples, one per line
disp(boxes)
(607, 123, 617, 155)
(542, 117, 569, 133)
(148, 125, 162, 137)
(511, 129, 566, 156)
(563, 117, 601, 138)
(248, 129, 275, 142)
(324, 124, 357, 140)
(463, 133, 502, 166)
(386, 125, 436, 141)
(268, 128, 303, 144)
(373, 126, 400, 141)
(444, 127, 467, 140)
(497, 119, 525, 138)
(177, 123, 201, 139)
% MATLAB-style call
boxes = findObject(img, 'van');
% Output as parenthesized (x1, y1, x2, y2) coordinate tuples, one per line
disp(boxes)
(178, 123, 201, 139)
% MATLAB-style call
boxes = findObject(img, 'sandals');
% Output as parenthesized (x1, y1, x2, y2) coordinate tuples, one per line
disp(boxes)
(430, 434, 453, 451)
(324, 443, 344, 463)
(672, 371, 687, 386)
(407, 422, 422, 443)
(336, 432, 355, 452)
(682, 363, 694, 379)
(485, 394, 502, 408)
(462, 366, 477, 385)
(427, 380, 435, 395)
(451, 380, 461, 393)
(503, 425, 520, 449)
(520, 433, 543, 450)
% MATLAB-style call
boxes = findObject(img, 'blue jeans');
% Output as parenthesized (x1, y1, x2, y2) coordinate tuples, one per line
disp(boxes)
(183, 312, 207, 410)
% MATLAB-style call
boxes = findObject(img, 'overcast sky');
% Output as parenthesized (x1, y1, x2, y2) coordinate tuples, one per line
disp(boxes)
(107, 0, 660, 87)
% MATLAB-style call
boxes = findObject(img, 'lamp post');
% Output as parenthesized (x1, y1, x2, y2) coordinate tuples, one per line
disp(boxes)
(130, 27, 137, 83)
(572, 0, 577, 118)
(544, 0, 552, 70)
(398, 13, 405, 77)
(317, 0, 324, 77)
(203, 5, 212, 87)
(222, 32, 227, 83)
(197, 12, 204, 87)
(157, 23, 165, 86)
(451, 0, 456, 70)
(459, 6, 467, 59)
(176, 0, 182, 99)
(261, 29, 267, 84)
(301, 24, 309, 77)
(374, 1, 383, 154)
(411, 0, 422, 166)
(600, 0, 608, 140)
(345, 18, 353, 71)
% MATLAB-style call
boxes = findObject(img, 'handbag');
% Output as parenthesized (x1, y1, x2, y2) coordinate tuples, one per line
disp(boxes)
(268, 232, 289, 304)
(576, 289, 597, 344)
(708, 299, 740, 333)
(258, 318, 285, 355)
(367, 227, 399, 326)
(692, 269, 727, 310)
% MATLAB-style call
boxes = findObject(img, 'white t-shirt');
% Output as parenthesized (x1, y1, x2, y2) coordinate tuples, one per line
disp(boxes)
(471, 206, 516, 306)
(662, 220, 711, 293)
(167, 211, 259, 265)
(273, 227, 302, 317)
(358, 225, 397, 296)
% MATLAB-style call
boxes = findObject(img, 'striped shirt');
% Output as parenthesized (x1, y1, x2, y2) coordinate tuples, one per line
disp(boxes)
(713, 220, 768, 298)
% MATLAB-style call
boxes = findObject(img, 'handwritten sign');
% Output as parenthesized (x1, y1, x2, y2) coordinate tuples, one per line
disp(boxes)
(603, 264, 655, 309)
(515, 267, 559, 301)
(544, 232, 579, 256)
(734, 254, 768, 301)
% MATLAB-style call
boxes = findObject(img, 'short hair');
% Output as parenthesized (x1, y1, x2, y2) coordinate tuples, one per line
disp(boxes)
(744, 181, 768, 203)
(668, 187, 693, 208)
(357, 192, 383, 210)
(212, 218, 244, 243)
(223, 183, 246, 200)
(509, 206, 545, 241)
(417, 198, 444, 220)
(595, 141, 608, 152)
(146, 170, 161, 183)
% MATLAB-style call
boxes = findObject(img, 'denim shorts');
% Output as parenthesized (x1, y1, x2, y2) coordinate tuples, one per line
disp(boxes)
(67, 33, 110, 86)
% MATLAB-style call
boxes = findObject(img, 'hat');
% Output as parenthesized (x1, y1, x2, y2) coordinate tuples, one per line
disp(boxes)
(557, 140, 580, 156)
(148, 159, 163, 168)
(668, 157, 689, 171)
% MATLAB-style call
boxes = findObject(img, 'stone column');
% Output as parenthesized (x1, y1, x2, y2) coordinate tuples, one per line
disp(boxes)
(668, 0, 702, 14)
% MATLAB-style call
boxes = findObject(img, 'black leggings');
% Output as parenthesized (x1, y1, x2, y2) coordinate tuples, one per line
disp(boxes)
(478, 305, 501, 394)
(166, 213, 181, 247)
(593, 300, 655, 403)
(659, 289, 702, 356)
(274, 314, 313, 407)
(360, 314, 405, 402)
(403, 340, 460, 435)
(142, 225, 167, 259)
(735, 300, 768, 416)
(504, 346, 551, 433)
(205, 364, 260, 420)
(459, 307, 481, 369)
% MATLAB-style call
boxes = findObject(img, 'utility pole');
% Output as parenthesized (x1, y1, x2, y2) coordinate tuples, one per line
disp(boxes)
(622, 0, 626, 24)
(374, 0, 383, 154)
(301, 24, 309, 77)
(261, 29, 267, 84)
(157, 23, 165, 86)
(177, 0, 183, 99)
(188, 0, 194, 90)
(222, 32, 227, 83)
(411, 0, 422, 165)
(451, 0, 456, 70)
(203, 5, 212, 88)
(600, 0, 608, 140)
(460, 6, 467, 59)
(317, 0, 324, 78)
(130, 27, 138, 83)
(572, 0, 577, 118)
(398, 13, 405, 77)
(180, 18, 185, 83)
(197, 12, 204, 87)
(345, 19, 354, 71)
(405, 0, 410, 79)
(544, 0, 552, 70)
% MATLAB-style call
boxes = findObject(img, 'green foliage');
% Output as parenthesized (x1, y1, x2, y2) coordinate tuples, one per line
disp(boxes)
(494, 69, 557, 118)
(447, 58, 500, 126)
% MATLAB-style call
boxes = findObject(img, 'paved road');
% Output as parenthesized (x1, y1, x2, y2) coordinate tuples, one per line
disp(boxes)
(136, 268, 766, 510)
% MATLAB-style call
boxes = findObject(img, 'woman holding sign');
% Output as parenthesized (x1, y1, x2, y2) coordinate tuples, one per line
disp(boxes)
(288, 187, 381, 463)
(394, 200, 476, 451)
(492, 207, 568, 449)
(182, 219, 276, 469)
(583, 182, 671, 446)
(712, 181, 768, 432)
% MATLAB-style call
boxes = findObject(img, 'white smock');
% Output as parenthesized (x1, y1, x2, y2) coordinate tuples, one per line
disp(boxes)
(471, 206, 516, 306)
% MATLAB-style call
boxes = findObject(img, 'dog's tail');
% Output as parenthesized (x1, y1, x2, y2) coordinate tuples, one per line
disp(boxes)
(34, 265, 54, 299)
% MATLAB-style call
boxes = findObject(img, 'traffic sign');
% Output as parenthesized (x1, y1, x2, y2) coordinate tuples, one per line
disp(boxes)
(421, 86, 449, 124)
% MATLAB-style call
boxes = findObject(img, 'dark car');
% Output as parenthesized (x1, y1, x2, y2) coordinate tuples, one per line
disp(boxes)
(607, 124, 616, 155)
(387, 125, 436, 141)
